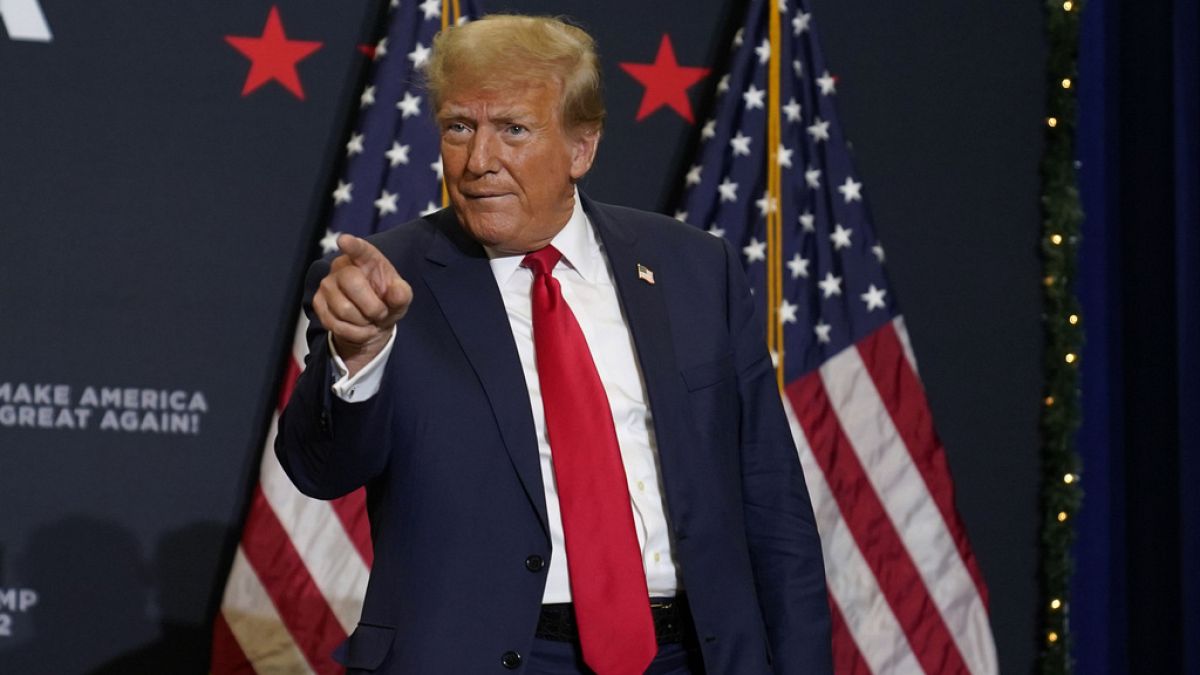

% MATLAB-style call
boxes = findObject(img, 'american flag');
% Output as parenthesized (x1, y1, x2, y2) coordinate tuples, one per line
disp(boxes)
(210, 1, 480, 672)
(675, 0, 999, 672)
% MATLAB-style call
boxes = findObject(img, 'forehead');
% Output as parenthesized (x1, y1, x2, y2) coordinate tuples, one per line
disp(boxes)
(437, 80, 562, 118)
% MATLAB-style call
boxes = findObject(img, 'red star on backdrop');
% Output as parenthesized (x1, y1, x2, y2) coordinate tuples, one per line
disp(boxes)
(619, 34, 710, 123)
(225, 6, 323, 100)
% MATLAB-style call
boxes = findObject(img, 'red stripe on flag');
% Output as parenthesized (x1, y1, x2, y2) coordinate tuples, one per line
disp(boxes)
(210, 611, 257, 675)
(827, 595, 873, 675)
(857, 322, 991, 608)
(277, 356, 302, 413)
(240, 485, 348, 675)
(330, 488, 374, 566)
(787, 372, 969, 675)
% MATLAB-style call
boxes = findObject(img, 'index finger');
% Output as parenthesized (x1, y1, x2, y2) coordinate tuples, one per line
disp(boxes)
(337, 234, 383, 265)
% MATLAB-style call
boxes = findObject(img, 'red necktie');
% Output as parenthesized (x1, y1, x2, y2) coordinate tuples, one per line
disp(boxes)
(523, 246, 657, 675)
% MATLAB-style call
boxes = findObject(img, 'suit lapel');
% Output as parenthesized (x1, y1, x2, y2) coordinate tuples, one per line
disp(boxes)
(585, 198, 698, 522)
(420, 210, 549, 537)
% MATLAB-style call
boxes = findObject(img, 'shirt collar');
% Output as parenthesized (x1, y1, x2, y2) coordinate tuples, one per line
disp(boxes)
(486, 188, 601, 286)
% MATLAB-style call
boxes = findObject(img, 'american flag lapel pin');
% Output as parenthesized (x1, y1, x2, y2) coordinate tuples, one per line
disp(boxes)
(637, 263, 655, 285)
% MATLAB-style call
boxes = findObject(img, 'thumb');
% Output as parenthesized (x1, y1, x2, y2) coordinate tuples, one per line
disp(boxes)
(383, 274, 413, 312)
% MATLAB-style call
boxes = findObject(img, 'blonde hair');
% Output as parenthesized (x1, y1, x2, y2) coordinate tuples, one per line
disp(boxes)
(424, 14, 605, 134)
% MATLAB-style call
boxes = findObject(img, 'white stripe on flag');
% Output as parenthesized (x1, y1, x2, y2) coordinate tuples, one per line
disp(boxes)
(892, 316, 919, 376)
(259, 412, 370, 635)
(819, 347, 997, 675)
(783, 394, 922, 674)
(220, 547, 318, 675)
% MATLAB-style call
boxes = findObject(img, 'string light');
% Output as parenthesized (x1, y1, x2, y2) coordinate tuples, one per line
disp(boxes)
(1051, 233, 1064, 245)
(1045, 396, 1055, 407)
(1064, 352, 1077, 364)
(1057, 511, 1068, 522)
(1061, 78, 1072, 89)
(1050, 598, 1062, 610)
(1063, 473, 1075, 484)
(1048, 632, 1059, 644)
(1068, 313, 1079, 325)
(1048, 117, 1058, 128)
(1063, 1, 1073, 10)
(1044, 275, 1056, 287)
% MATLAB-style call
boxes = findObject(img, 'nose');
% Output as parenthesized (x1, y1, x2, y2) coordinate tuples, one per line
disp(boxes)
(465, 127, 500, 176)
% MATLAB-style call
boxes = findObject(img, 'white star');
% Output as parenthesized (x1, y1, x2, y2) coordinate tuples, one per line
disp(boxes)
(782, 97, 802, 122)
(807, 117, 830, 142)
(430, 156, 443, 179)
(793, 12, 812, 35)
(755, 38, 771, 65)
(389, 0, 399, 8)
(861, 284, 888, 311)
(804, 167, 821, 189)
(787, 252, 810, 278)
(320, 229, 341, 254)
(777, 144, 793, 168)
(332, 180, 353, 205)
(674, 210, 688, 222)
(686, 164, 703, 186)
(408, 42, 431, 68)
(717, 74, 730, 95)
(421, 201, 440, 216)
(756, 193, 778, 216)
(419, 0, 440, 20)
(838, 176, 863, 203)
(814, 321, 832, 343)
(346, 132, 365, 156)
(701, 119, 716, 140)
(375, 190, 399, 216)
(778, 0, 788, 12)
(707, 225, 726, 238)
(743, 237, 767, 263)
(872, 243, 886, 262)
(779, 299, 798, 324)
(730, 131, 752, 156)
(830, 224, 853, 250)
(733, 28, 745, 47)
(397, 91, 422, 118)
(360, 85, 376, 108)
(818, 272, 843, 298)
(793, 59, 804, 77)
(817, 70, 837, 95)
(374, 37, 388, 60)
(743, 84, 766, 110)
(385, 142, 410, 167)
(799, 211, 816, 231)
(717, 177, 739, 202)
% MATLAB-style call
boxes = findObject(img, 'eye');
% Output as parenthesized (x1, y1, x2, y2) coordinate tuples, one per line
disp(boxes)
(506, 125, 528, 136)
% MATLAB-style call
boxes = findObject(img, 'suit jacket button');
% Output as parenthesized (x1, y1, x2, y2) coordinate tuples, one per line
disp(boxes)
(525, 555, 545, 572)
(318, 411, 330, 432)
(501, 651, 522, 669)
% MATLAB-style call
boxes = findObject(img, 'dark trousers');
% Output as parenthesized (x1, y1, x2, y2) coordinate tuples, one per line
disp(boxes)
(523, 638, 705, 675)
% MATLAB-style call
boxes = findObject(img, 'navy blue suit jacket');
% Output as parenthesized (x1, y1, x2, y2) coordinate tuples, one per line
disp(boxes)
(276, 196, 832, 674)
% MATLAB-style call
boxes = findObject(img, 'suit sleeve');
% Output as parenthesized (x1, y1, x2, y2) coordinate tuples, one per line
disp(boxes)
(274, 256, 395, 500)
(723, 239, 834, 673)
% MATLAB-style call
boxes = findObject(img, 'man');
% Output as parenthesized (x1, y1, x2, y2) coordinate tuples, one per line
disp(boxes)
(277, 14, 832, 675)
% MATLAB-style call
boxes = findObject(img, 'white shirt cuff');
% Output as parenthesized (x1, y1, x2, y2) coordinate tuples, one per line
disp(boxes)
(329, 327, 396, 402)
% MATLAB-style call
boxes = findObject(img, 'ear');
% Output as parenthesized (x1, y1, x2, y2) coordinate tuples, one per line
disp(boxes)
(568, 127, 601, 180)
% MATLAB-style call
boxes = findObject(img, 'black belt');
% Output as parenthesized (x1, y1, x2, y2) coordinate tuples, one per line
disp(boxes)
(536, 597, 691, 645)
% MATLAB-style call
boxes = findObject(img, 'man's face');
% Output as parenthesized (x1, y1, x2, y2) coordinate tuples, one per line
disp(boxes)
(437, 81, 599, 254)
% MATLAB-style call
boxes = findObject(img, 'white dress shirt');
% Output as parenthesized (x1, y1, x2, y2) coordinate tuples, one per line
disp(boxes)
(330, 194, 681, 603)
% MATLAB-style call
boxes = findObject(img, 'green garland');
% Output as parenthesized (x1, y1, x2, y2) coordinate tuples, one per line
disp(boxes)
(1038, 0, 1085, 673)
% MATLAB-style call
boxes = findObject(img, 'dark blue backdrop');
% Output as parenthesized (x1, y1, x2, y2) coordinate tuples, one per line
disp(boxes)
(1075, 0, 1200, 671)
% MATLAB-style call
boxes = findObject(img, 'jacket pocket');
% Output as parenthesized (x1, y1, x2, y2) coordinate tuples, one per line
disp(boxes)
(333, 622, 396, 671)
(681, 353, 735, 391)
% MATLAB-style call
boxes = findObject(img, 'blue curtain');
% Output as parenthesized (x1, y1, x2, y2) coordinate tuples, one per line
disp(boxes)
(1075, 0, 1200, 671)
